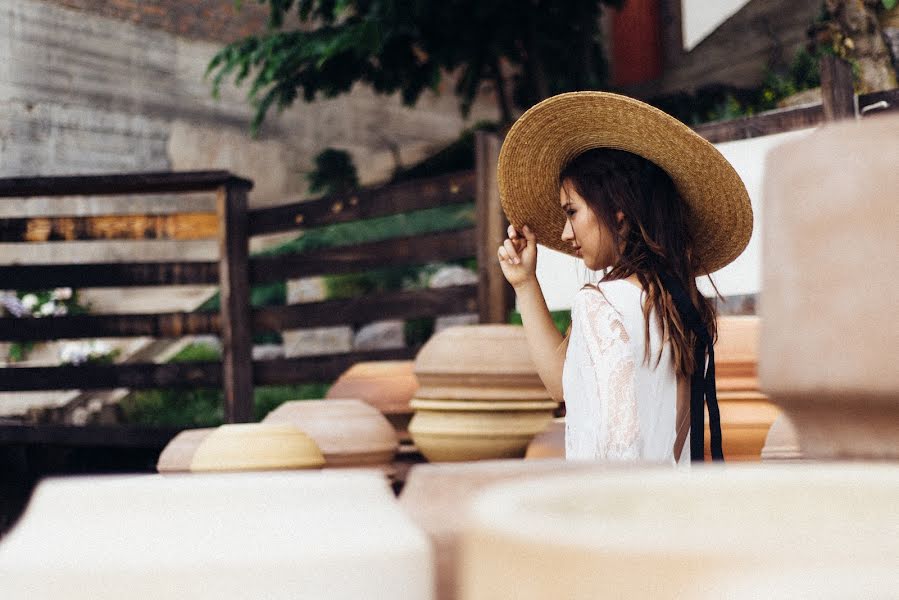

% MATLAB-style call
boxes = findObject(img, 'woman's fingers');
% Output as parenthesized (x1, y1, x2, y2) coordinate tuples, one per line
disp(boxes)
(503, 238, 521, 264)
(521, 225, 537, 243)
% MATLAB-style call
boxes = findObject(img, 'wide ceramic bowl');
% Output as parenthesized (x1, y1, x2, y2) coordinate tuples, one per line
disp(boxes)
(459, 464, 899, 599)
(263, 399, 398, 467)
(326, 360, 418, 440)
(189, 423, 325, 472)
(0, 471, 433, 599)
(408, 400, 556, 462)
(156, 428, 215, 473)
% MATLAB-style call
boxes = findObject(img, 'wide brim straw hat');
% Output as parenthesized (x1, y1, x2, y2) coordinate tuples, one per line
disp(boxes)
(497, 91, 752, 274)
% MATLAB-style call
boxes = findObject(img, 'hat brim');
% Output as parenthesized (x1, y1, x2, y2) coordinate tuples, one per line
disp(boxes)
(497, 92, 752, 274)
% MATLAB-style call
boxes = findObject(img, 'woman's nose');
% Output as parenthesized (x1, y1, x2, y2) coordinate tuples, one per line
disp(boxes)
(561, 219, 574, 241)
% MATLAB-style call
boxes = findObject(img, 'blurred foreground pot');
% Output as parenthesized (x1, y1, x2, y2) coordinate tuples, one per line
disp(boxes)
(327, 361, 418, 442)
(189, 423, 325, 472)
(760, 115, 899, 459)
(0, 471, 433, 599)
(263, 399, 397, 468)
(400, 459, 610, 600)
(460, 464, 899, 599)
(409, 326, 557, 462)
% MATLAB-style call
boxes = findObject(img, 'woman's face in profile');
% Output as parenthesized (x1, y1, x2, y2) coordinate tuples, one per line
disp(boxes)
(559, 181, 617, 271)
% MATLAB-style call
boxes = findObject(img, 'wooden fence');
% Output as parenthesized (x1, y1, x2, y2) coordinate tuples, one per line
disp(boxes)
(0, 134, 511, 427)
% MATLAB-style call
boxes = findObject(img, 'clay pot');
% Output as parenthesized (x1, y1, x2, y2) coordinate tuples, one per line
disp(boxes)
(760, 413, 805, 462)
(704, 391, 782, 461)
(156, 428, 214, 473)
(715, 316, 760, 392)
(760, 116, 899, 459)
(0, 471, 433, 599)
(409, 325, 558, 462)
(189, 423, 325, 472)
(459, 464, 899, 600)
(326, 361, 418, 441)
(524, 418, 565, 460)
(409, 400, 556, 462)
(399, 459, 612, 600)
(263, 399, 398, 467)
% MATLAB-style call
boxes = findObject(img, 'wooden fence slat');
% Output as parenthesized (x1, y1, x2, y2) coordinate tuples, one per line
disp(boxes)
(249, 228, 477, 284)
(0, 423, 181, 448)
(0, 362, 222, 391)
(0, 311, 220, 341)
(820, 54, 856, 121)
(0, 261, 219, 288)
(254, 284, 478, 332)
(0, 348, 420, 391)
(475, 132, 514, 324)
(0, 171, 252, 198)
(693, 104, 823, 143)
(218, 183, 254, 424)
(0, 213, 218, 243)
(253, 348, 420, 386)
(249, 171, 476, 236)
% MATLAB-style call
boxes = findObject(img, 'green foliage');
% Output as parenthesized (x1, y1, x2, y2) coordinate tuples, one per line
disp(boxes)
(307, 148, 359, 196)
(509, 309, 572, 335)
(884, 0, 898, 11)
(390, 121, 499, 183)
(208, 0, 622, 130)
(118, 342, 332, 426)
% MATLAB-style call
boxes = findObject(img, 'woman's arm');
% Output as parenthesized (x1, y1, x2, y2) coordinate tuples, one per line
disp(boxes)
(497, 225, 567, 401)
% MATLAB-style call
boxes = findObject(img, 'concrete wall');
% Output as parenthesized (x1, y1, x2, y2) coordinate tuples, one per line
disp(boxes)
(0, 0, 499, 209)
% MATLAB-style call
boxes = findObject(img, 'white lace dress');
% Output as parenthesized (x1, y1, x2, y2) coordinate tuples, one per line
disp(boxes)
(562, 280, 688, 465)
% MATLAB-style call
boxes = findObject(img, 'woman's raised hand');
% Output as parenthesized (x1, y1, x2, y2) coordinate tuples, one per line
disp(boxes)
(497, 224, 538, 289)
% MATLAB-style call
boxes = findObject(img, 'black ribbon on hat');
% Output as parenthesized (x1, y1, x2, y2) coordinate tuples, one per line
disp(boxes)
(657, 272, 724, 462)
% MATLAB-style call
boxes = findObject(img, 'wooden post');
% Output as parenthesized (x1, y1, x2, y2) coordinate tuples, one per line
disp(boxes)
(820, 55, 856, 122)
(217, 180, 254, 423)
(475, 131, 514, 324)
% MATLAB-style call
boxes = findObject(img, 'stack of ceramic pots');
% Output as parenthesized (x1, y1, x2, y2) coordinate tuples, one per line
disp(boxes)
(408, 325, 558, 462)
(263, 399, 398, 470)
(711, 316, 781, 461)
(327, 361, 419, 442)
(0, 471, 434, 599)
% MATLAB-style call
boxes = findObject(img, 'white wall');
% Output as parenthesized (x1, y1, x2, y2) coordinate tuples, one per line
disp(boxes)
(681, 0, 751, 51)
(531, 129, 813, 311)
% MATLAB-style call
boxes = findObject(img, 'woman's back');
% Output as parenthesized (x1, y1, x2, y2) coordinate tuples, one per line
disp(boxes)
(563, 279, 687, 465)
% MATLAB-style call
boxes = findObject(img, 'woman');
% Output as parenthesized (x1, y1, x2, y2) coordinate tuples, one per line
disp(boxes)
(495, 92, 752, 464)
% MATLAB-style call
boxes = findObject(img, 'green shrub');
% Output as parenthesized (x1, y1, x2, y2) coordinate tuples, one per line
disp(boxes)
(508, 309, 572, 335)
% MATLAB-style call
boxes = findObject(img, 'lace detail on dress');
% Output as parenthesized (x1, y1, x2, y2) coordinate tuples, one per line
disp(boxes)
(565, 285, 642, 461)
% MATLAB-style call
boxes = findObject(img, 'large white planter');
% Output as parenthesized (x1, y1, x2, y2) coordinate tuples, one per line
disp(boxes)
(459, 464, 899, 599)
(0, 471, 434, 600)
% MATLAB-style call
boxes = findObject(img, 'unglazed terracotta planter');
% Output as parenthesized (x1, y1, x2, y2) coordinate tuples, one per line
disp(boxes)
(760, 116, 899, 459)
(326, 360, 418, 441)
(399, 459, 612, 600)
(704, 391, 782, 461)
(409, 400, 556, 462)
(189, 423, 325, 472)
(409, 325, 558, 462)
(761, 413, 806, 462)
(0, 471, 434, 599)
(263, 399, 398, 467)
(156, 428, 214, 473)
(459, 464, 899, 600)
(524, 418, 565, 460)
(715, 316, 760, 392)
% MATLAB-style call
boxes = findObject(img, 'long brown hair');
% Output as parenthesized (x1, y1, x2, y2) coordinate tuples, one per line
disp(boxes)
(559, 148, 717, 378)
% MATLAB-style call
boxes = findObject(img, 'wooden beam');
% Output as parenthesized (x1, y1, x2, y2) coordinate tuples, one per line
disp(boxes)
(253, 348, 420, 385)
(217, 183, 254, 424)
(0, 348, 421, 391)
(249, 228, 477, 284)
(0, 213, 218, 242)
(0, 362, 222, 391)
(0, 261, 219, 288)
(0, 171, 253, 198)
(820, 55, 856, 122)
(0, 423, 181, 448)
(0, 311, 220, 341)
(693, 104, 823, 143)
(254, 284, 479, 332)
(475, 131, 514, 324)
(249, 171, 475, 236)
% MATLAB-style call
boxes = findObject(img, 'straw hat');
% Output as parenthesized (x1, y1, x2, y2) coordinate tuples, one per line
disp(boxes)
(497, 91, 752, 273)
